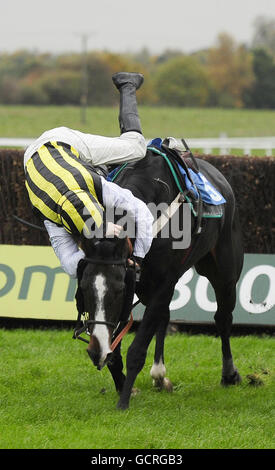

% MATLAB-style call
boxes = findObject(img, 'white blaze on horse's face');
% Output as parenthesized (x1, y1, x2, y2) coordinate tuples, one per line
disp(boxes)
(92, 274, 112, 369)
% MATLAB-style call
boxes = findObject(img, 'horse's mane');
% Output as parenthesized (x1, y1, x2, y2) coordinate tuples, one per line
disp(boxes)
(91, 238, 120, 259)
(80, 235, 129, 261)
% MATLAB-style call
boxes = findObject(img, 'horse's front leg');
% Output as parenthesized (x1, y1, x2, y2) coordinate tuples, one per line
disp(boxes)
(150, 307, 173, 392)
(117, 283, 175, 410)
(107, 342, 126, 394)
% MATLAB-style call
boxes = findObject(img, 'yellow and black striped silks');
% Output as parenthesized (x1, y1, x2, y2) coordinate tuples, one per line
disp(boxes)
(25, 141, 104, 235)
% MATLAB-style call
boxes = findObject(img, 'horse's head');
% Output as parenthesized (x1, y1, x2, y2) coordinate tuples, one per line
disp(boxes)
(78, 236, 131, 370)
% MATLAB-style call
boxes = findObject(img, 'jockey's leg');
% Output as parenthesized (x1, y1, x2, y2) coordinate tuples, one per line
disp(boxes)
(112, 72, 144, 135)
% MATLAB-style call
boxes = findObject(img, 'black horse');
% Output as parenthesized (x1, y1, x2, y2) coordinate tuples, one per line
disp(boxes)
(76, 142, 244, 410)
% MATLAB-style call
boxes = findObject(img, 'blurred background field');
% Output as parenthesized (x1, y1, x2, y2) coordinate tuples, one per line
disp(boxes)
(1, 105, 275, 139)
(1, 105, 275, 156)
(1, 11, 275, 156)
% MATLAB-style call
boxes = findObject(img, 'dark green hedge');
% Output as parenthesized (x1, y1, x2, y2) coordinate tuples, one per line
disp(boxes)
(200, 154, 274, 254)
(0, 149, 49, 246)
(0, 150, 274, 253)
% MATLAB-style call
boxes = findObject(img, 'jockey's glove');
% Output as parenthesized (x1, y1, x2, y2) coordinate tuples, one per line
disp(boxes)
(128, 255, 142, 282)
(132, 255, 143, 267)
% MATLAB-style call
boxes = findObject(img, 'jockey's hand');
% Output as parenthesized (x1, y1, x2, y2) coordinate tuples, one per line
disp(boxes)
(127, 255, 143, 282)
(128, 255, 142, 268)
(133, 255, 143, 267)
(105, 222, 122, 238)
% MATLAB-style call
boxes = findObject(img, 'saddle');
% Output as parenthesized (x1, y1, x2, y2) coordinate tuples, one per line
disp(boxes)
(162, 137, 200, 173)
(148, 138, 226, 234)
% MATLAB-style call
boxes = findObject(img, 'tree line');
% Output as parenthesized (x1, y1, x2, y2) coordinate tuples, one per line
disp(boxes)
(0, 16, 274, 109)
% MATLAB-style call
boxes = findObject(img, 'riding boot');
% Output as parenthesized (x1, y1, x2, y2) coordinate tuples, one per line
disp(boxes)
(112, 72, 144, 135)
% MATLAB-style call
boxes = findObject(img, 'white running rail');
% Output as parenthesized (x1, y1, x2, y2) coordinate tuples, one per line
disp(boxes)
(186, 136, 275, 156)
(0, 136, 275, 156)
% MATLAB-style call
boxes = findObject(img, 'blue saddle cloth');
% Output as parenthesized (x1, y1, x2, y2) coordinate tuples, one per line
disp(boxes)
(148, 138, 226, 206)
(177, 163, 226, 205)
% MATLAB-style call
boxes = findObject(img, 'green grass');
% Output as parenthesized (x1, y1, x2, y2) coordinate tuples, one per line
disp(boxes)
(0, 105, 275, 140)
(0, 328, 274, 449)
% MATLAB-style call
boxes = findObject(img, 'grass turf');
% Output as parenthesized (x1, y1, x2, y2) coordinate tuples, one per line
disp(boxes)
(0, 328, 274, 449)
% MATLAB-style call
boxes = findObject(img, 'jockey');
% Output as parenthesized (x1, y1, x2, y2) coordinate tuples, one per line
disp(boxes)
(24, 72, 153, 278)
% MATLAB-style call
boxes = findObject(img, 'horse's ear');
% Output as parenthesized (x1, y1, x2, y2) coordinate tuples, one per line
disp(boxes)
(79, 234, 99, 257)
(114, 236, 128, 259)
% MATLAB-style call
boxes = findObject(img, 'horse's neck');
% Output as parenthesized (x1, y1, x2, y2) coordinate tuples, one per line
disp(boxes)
(79, 235, 92, 258)
(118, 153, 178, 205)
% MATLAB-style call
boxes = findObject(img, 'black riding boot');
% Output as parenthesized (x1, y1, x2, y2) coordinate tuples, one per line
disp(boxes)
(112, 72, 144, 135)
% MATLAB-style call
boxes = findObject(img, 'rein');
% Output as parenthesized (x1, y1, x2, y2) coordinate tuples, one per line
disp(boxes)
(110, 312, 134, 351)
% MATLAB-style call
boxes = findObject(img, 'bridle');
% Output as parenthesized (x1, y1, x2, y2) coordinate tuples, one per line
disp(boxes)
(73, 237, 136, 351)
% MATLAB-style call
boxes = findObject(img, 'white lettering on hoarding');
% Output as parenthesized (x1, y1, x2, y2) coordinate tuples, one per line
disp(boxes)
(195, 276, 217, 312)
(239, 265, 275, 314)
(170, 269, 194, 310)
(170, 264, 275, 315)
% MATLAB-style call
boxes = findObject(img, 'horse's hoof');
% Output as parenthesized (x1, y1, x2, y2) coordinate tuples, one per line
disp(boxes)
(163, 377, 173, 392)
(117, 399, 129, 411)
(153, 377, 173, 392)
(221, 370, 242, 386)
